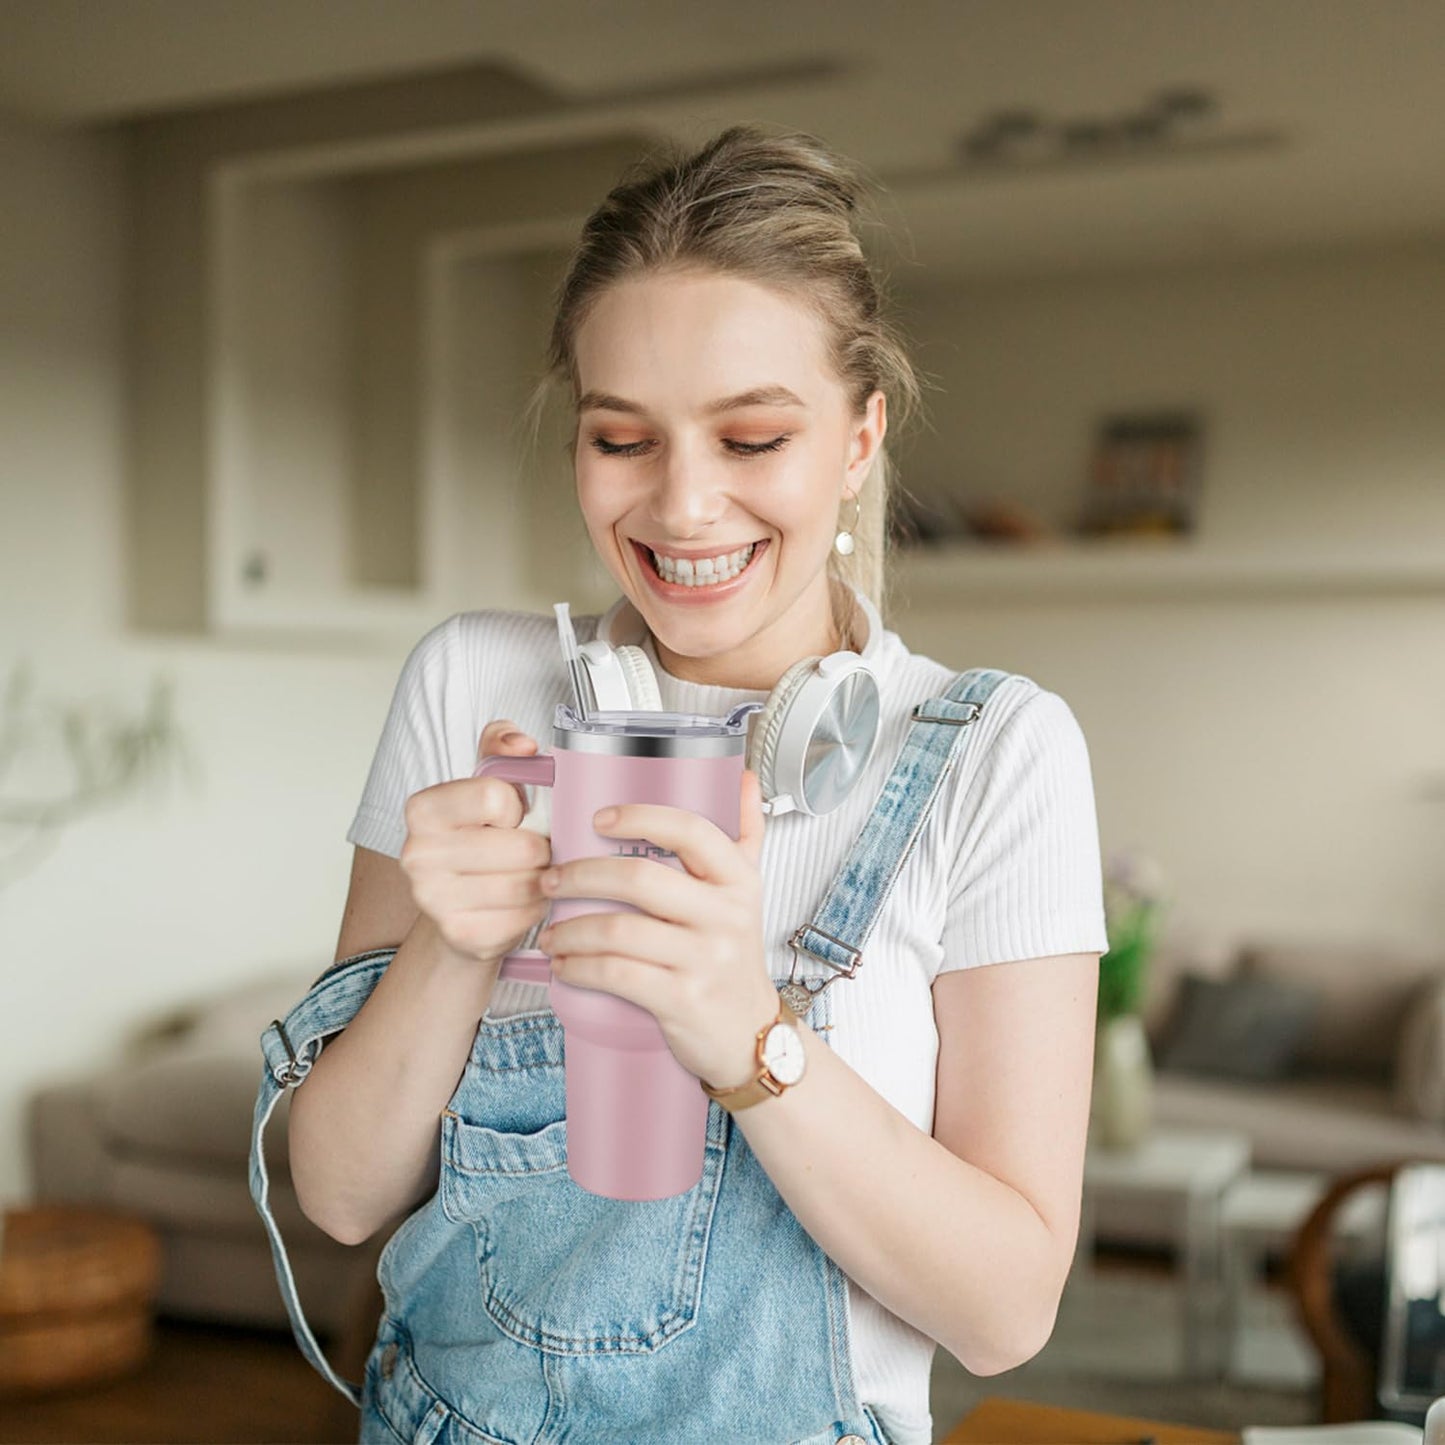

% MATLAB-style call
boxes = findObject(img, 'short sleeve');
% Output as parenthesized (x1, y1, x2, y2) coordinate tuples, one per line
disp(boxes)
(936, 686, 1110, 975)
(345, 614, 471, 858)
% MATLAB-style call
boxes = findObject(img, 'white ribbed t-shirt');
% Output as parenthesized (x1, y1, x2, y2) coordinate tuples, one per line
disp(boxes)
(345, 585, 1109, 1445)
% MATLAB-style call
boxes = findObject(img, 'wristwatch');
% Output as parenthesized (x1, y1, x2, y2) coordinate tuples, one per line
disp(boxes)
(699, 994, 808, 1112)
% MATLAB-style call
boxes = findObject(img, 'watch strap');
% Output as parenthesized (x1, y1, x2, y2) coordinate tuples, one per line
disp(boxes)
(700, 993, 803, 1112)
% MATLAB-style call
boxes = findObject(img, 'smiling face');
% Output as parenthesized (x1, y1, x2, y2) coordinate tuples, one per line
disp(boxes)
(572, 268, 885, 690)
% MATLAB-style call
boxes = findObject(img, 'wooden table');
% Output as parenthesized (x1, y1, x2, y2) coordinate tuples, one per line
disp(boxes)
(0, 1205, 163, 1397)
(942, 1395, 1240, 1444)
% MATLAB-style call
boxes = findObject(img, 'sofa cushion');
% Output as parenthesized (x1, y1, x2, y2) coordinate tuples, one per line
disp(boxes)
(97, 1046, 296, 1176)
(1151, 1071, 1445, 1174)
(1395, 976, 1445, 1123)
(1140, 930, 1242, 1050)
(95, 967, 327, 1173)
(180, 967, 320, 1054)
(1156, 972, 1319, 1081)
(111, 1151, 317, 1236)
(1239, 940, 1445, 1081)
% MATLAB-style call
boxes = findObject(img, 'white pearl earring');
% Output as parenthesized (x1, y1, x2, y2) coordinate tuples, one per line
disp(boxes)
(834, 490, 861, 556)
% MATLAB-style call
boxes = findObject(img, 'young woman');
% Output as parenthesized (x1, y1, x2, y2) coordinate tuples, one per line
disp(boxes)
(253, 125, 1108, 1445)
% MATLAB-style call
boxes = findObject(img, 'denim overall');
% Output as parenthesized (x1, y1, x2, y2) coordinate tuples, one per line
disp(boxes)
(250, 667, 1013, 1445)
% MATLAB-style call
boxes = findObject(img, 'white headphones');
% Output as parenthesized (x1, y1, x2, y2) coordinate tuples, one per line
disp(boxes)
(585, 585, 884, 818)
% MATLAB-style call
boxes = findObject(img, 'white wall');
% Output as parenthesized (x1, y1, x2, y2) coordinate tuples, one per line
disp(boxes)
(0, 120, 428, 1198)
(893, 242, 1445, 956)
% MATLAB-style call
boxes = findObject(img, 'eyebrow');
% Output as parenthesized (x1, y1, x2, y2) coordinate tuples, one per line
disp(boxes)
(577, 385, 808, 417)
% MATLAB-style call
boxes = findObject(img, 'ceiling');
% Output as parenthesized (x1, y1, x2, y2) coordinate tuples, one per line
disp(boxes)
(1, 0, 1442, 282)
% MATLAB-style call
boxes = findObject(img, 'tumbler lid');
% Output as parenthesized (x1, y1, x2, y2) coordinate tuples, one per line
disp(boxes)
(551, 701, 759, 758)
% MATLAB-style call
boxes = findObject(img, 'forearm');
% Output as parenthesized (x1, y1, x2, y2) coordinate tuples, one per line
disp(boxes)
(727, 1019, 1067, 1376)
(287, 913, 500, 1245)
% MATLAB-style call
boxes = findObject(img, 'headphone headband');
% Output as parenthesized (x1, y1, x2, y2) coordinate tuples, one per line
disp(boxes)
(579, 585, 883, 817)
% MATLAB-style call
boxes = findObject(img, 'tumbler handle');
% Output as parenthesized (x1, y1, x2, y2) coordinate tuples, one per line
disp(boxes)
(472, 753, 556, 788)
(472, 753, 557, 985)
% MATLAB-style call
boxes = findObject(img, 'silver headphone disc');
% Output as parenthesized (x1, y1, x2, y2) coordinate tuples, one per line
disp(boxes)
(801, 669, 881, 815)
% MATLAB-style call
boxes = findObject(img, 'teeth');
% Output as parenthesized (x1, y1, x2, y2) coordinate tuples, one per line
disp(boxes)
(648, 542, 757, 586)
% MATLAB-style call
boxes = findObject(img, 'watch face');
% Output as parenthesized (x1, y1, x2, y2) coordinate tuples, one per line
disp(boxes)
(763, 1023, 807, 1086)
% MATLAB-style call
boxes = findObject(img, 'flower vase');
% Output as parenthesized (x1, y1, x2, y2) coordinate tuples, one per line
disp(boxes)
(1091, 1012, 1154, 1151)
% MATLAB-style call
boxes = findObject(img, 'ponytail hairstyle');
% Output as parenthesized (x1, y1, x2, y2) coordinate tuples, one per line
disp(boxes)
(521, 123, 928, 633)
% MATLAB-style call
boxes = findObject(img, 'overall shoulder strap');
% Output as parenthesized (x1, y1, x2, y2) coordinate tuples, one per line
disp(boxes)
(782, 667, 1015, 1016)
(249, 948, 396, 1406)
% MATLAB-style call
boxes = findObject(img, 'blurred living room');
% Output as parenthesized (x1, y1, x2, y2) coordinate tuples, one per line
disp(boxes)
(2, 1, 1443, 1442)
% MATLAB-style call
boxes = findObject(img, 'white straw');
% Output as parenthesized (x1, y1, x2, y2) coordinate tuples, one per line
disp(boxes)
(553, 602, 591, 720)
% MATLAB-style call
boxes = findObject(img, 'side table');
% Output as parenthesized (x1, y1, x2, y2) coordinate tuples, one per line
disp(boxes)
(1075, 1126, 1251, 1381)
(1218, 1167, 1387, 1383)
(0, 1204, 163, 1397)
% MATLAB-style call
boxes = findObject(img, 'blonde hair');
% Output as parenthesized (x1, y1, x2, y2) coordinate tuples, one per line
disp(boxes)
(521, 123, 926, 635)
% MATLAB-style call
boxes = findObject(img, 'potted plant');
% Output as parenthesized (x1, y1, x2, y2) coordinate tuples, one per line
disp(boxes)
(1091, 851, 1167, 1150)
(0, 660, 195, 893)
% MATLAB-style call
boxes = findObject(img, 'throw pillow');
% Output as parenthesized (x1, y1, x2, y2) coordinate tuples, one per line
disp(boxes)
(1157, 971, 1320, 1081)
(1394, 975, 1445, 1123)
(1239, 940, 1443, 1080)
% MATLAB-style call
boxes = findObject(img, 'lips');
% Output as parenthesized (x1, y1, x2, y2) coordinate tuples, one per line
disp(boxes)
(629, 537, 769, 604)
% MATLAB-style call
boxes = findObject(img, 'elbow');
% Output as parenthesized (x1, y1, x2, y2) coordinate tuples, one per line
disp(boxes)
(956, 1294, 1061, 1378)
(317, 1211, 377, 1249)
(288, 1131, 378, 1246)
(293, 1178, 376, 1247)
(959, 1324, 1052, 1379)
(961, 1218, 1072, 1375)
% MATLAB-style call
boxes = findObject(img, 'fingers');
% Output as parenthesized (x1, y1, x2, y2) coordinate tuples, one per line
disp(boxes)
(594, 803, 745, 886)
(541, 854, 717, 926)
(539, 909, 691, 973)
(411, 864, 550, 919)
(405, 719, 538, 833)
(400, 818, 550, 876)
(394, 718, 555, 965)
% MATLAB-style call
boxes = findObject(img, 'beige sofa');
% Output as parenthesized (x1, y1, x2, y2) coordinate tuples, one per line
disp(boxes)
(25, 965, 368, 1334)
(25, 935, 1445, 1327)
(1138, 932, 1445, 1176)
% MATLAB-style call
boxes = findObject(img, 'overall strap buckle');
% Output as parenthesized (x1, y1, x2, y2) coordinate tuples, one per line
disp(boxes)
(270, 1018, 310, 1088)
(911, 700, 983, 727)
(787, 924, 863, 977)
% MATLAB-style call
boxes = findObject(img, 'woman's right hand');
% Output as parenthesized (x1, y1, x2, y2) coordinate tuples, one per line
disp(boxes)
(399, 719, 552, 967)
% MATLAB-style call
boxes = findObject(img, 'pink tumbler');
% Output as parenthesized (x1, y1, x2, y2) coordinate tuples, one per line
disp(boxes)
(473, 700, 760, 1201)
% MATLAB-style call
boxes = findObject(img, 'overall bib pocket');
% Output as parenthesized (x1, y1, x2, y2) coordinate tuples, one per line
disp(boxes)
(439, 1102, 727, 1356)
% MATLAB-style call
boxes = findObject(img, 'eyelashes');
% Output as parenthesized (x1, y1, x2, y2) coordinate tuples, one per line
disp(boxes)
(587, 434, 792, 459)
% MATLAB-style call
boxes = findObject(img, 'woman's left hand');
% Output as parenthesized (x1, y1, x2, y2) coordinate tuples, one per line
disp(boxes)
(534, 768, 780, 1091)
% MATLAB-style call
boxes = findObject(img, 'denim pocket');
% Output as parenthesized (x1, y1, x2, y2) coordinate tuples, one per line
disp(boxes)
(439, 1107, 726, 1356)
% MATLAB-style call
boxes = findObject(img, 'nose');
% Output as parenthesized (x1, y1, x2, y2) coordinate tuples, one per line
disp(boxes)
(647, 440, 731, 539)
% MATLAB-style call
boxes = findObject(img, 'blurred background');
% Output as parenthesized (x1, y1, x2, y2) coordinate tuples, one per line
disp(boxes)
(1, 1, 1443, 1441)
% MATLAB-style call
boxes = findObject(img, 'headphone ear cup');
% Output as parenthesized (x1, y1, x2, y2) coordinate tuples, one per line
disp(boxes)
(747, 656, 820, 799)
(614, 644, 663, 711)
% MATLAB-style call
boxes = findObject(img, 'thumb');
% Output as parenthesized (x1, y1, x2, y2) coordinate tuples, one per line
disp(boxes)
(475, 719, 538, 815)
(477, 718, 536, 762)
(737, 768, 766, 869)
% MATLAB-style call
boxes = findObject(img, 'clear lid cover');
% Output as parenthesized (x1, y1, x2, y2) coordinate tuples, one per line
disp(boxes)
(554, 701, 762, 738)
